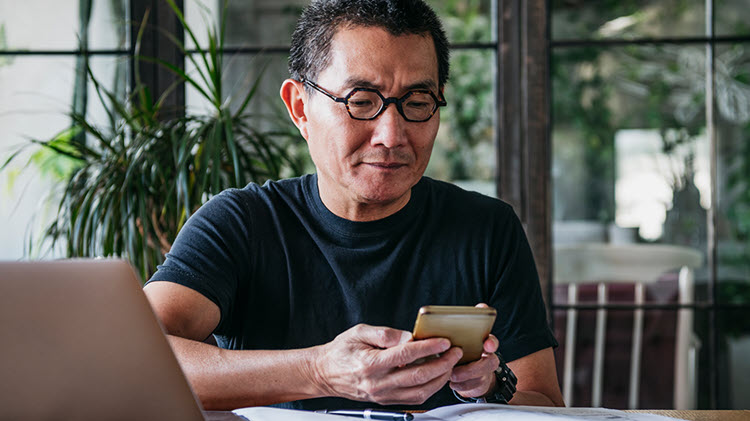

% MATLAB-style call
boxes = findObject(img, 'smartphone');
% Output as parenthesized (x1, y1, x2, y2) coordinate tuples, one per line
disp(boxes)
(412, 305, 497, 365)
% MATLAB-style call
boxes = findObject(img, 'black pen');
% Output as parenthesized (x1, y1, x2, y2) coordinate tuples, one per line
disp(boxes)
(315, 409, 414, 421)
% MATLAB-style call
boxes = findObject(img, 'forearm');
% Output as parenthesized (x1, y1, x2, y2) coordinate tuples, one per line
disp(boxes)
(167, 335, 325, 410)
(509, 390, 563, 407)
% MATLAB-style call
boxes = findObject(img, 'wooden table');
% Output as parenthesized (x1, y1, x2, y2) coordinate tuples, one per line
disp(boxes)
(627, 410, 750, 420)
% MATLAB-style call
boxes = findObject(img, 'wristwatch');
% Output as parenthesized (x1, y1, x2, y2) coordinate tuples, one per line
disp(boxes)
(452, 351, 517, 404)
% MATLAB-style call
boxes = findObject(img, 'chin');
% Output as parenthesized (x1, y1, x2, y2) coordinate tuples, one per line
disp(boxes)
(356, 184, 412, 205)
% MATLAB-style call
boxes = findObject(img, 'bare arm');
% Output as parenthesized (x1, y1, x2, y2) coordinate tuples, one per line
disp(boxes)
(507, 348, 564, 406)
(144, 281, 463, 410)
(449, 304, 564, 407)
(450, 340, 563, 406)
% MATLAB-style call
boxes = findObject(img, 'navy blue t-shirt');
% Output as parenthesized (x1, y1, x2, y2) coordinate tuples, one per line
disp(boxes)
(149, 174, 556, 410)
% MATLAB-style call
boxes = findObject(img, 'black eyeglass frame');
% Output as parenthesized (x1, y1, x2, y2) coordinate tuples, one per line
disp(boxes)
(301, 78, 447, 122)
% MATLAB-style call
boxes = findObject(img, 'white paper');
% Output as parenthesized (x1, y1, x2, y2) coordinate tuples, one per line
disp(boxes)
(233, 407, 344, 421)
(420, 404, 682, 421)
(232, 404, 682, 421)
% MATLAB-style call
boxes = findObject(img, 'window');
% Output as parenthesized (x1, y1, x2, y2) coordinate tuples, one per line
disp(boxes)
(0, 0, 130, 259)
(551, 0, 750, 409)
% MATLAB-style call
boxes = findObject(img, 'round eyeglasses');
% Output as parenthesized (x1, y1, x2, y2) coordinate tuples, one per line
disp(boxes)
(302, 78, 447, 122)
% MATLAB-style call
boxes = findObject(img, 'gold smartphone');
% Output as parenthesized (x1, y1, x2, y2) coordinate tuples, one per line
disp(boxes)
(412, 305, 497, 365)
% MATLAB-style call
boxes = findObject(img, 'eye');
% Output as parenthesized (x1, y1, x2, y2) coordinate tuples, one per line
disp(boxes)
(347, 90, 380, 110)
(405, 100, 431, 109)
(349, 99, 375, 108)
(404, 96, 434, 110)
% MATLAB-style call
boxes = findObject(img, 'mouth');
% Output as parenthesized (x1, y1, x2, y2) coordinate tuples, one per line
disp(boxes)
(364, 162, 407, 170)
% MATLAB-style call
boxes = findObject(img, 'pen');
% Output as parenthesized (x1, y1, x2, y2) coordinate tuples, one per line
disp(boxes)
(316, 409, 414, 421)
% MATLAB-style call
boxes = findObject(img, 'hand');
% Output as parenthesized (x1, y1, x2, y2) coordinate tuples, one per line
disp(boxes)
(312, 323, 463, 405)
(449, 303, 501, 399)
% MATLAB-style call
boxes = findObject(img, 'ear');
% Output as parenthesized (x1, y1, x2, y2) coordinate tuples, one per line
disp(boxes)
(280, 79, 310, 140)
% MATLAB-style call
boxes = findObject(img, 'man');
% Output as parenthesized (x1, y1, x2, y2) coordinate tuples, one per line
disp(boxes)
(144, 0, 564, 411)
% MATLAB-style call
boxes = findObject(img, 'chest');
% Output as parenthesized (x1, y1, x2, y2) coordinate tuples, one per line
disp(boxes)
(230, 230, 492, 350)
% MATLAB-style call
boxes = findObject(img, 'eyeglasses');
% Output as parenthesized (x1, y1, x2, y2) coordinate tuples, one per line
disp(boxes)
(302, 78, 447, 122)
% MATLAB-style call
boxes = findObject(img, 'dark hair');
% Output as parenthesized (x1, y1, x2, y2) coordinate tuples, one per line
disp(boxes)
(288, 0, 450, 88)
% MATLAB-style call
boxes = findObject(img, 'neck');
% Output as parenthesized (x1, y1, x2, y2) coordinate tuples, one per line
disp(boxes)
(317, 179, 412, 222)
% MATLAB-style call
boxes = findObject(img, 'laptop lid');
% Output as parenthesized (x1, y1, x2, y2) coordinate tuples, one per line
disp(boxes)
(0, 259, 205, 421)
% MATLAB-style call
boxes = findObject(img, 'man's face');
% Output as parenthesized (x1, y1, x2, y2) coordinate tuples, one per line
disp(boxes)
(303, 26, 441, 217)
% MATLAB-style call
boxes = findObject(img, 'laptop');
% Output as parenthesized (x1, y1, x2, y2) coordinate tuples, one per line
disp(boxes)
(0, 259, 206, 421)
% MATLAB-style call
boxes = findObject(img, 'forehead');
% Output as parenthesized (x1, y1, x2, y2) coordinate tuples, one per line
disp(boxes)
(319, 26, 439, 91)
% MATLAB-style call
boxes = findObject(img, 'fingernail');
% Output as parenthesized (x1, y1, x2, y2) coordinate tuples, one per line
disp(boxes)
(454, 347, 464, 359)
(438, 338, 451, 351)
(399, 331, 413, 344)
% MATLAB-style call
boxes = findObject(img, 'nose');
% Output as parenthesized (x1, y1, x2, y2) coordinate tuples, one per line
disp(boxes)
(370, 105, 408, 149)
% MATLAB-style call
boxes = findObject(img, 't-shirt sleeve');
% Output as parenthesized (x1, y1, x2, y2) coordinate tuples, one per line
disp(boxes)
(147, 189, 253, 333)
(490, 206, 558, 362)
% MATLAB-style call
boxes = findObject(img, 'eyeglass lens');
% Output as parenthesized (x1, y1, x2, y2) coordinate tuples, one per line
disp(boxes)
(347, 90, 437, 121)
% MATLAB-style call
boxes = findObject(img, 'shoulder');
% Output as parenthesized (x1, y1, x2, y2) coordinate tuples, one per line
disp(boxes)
(198, 175, 311, 217)
(420, 177, 516, 221)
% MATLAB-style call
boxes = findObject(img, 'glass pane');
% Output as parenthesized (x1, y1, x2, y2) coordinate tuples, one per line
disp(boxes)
(185, 51, 290, 117)
(551, 0, 705, 40)
(716, 43, 750, 304)
(185, 0, 492, 49)
(0, 0, 128, 51)
(719, 308, 750, 408)
(552, 44, 710, 298)
(186, 0, 306, 49)
(0, 55, 127, 259)
(717, 0, 750, 36)
(430, 0, 493, 44)
(553, 306, 704, 408)
(185, 51, 311, 176)
(426, 48, 495, 193)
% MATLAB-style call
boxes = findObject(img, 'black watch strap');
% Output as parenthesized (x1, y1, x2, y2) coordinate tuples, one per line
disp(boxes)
(452, 351, 517, 404)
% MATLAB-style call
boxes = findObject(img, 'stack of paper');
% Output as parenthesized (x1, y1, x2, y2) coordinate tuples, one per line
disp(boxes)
(233, 403, 681, 421)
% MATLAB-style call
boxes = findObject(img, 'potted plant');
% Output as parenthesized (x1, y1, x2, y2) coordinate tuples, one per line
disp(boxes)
(1, 0, 305, 280)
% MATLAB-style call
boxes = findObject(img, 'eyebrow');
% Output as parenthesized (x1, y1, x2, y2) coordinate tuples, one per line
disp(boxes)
(342, 77, 439, 93)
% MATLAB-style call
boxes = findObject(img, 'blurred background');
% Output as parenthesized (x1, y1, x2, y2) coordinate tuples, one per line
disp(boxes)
(1, 0, 749, 410)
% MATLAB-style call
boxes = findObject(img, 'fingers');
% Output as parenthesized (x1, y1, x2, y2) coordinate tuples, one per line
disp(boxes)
(449, 351, 499, 397)
(451, 377, 495, 398)
(376, 336, 452, 368)
(346, 324, 412, 349)
(373, 363, 457, 405)
(383, 346, 462, 388)
(483, 334, 499, 353)
(366, 347, 463, 405)
(451, 352, 498, 383)
(472, 303, 499, 353)
(329, 322, 499, 404)
(321, 324, 466, 404)
(471, 303, 499, 353)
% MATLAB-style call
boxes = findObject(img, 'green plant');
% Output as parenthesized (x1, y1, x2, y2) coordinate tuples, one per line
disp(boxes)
(435, 0, 493, 181)
(1, 0, 304, 280)
(552, 46, 617, 222)
(0, 23, 14, 67)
